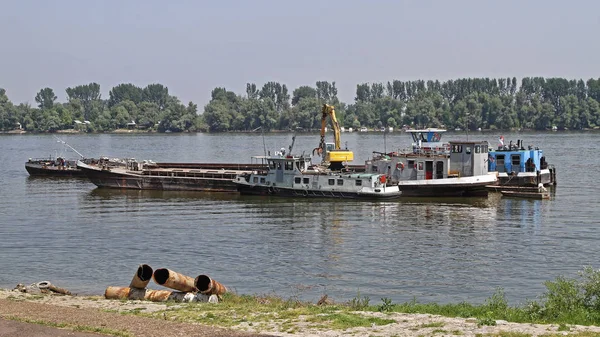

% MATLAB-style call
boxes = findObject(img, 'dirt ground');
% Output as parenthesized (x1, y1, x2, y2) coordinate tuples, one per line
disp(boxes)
(2, 289, 600, 337)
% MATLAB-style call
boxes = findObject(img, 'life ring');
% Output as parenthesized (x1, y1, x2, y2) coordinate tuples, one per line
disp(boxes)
(302, 190, 308, 197)
(396, 162, 405, 170)
(379, 175, 387, 184)
(268, 187, 274, 194)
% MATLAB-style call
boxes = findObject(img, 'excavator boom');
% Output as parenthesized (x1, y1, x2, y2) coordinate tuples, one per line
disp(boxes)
(313, 104, 354, 169)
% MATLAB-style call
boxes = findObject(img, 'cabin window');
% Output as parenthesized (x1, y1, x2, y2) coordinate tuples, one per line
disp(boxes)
(371, 166, 378, 172)
(452, 145, 463, 153)
(269, 161, 276, 169)
(285, 161, 294, 170)
(337, 179, 344, 186)
(483, 145, 488, 153)
(277, 163, 282, 170)
(253, 177, 258, 183)
(407, 160, 415, 168)
(511, 154, 520, 166)
(294, 177, 301, 184)
(295, 162, 302, 170)
(303, 177, 310, 184)
(355, 179, 362, 186)
(328, 179, 335, 186)
(475, 145, 480, 153)
(418, 162, 423, 171)
(260, 177, 265, 183)
(466, 146, 472, 155)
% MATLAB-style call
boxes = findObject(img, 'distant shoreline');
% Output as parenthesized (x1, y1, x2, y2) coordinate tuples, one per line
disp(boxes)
(2, 128, 599, 135)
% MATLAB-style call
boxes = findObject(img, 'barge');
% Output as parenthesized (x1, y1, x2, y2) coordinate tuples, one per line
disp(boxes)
(77, 158, 265, 192)
(26, 157, 88, 177)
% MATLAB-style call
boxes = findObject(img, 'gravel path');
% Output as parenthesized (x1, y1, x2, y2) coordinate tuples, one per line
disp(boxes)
(0, 298, 274, 337)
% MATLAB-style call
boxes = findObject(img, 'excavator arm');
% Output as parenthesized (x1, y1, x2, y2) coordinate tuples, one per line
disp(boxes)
(313, 104, 354, 169)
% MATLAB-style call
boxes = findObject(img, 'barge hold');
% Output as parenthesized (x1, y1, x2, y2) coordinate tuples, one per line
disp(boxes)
(77, 158, 265, 191)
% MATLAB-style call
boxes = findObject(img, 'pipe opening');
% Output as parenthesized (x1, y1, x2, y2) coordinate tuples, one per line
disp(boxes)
(153, 268, 170, 285)
(137, 264, 153, 281)
(195, 275, 211, 292)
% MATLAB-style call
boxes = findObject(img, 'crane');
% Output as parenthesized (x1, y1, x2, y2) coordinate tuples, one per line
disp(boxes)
(312, 104, 354, 170)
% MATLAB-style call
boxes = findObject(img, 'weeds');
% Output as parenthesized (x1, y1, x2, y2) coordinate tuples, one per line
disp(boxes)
(378, 297, 394, 312)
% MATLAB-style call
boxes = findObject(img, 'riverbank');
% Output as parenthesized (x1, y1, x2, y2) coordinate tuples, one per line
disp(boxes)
(2, 289, 600, 337)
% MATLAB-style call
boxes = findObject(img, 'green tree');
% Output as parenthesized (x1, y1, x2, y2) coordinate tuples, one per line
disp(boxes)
(108, 83, 143, 107)
(35, 87, 57, 110)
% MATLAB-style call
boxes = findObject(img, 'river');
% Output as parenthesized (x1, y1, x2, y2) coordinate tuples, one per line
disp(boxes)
(0, 131, 597, 305)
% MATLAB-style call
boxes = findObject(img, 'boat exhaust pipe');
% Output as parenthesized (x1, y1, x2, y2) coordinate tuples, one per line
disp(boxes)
(130, 264, 153, 289)
(194, 275, 227, 295)
(104, 286, 193, 302)
(153, 268, 197, 292)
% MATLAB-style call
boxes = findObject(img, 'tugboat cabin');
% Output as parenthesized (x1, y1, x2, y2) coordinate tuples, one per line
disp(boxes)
(405, 128, 448, 155)
(448, 141, 490, 177)
(488, 140, 547, 174)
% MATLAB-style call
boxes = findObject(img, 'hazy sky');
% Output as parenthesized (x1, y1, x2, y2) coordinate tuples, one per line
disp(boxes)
(2, 0, 599, 106)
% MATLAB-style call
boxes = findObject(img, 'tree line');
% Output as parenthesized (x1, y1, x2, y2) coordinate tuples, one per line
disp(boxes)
(1, 77, 600, 133)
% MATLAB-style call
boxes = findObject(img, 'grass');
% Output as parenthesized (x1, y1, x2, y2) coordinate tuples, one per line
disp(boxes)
(6, 316, 132, 337)
(124, 267, 600, 334)
(420, 321, 445, 328)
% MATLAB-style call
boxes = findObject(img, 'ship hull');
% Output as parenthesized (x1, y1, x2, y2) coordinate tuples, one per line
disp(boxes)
(237, 184, 402, 200)
(25, 162, 86, 177)
(77, 162, 241, 192)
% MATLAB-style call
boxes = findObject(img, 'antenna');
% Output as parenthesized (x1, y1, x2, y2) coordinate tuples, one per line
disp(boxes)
(257, 126, 267, 157)
(383, 127, 387, 154)
(53, 135, 85, 159)
(288, 132, 296, 155)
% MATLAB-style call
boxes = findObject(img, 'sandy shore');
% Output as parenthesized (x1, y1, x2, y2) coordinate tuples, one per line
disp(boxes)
(2, 289, 600, 337)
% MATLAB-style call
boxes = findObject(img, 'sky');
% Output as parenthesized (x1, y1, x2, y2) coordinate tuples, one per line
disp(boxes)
(2, 0, 599, 106)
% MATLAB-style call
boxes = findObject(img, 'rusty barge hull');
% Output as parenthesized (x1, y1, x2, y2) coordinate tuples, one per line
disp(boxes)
(77, 161, 258, 192)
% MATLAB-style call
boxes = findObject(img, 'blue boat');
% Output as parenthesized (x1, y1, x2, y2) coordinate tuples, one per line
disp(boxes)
(487, 138, 556, 186)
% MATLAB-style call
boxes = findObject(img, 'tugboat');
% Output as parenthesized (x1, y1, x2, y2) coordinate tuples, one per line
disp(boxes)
(365, 129, 497, 197)
(487, 137, 556, 186)
(234, 150, 401, 199)
(234, 104, 401, 200)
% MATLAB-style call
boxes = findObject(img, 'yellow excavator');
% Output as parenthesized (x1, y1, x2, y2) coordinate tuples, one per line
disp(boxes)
(312, 104, 354, 170)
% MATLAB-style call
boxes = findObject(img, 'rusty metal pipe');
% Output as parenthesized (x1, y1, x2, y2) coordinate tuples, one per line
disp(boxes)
(104, 286, 146, 300)
(130, 264, 153, 289)
(194, 275, 227, 295)
(153, 268, 197, 292)
(104, 286, 193, 302)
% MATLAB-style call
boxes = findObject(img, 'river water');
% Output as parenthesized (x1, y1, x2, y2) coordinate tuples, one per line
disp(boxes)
(0, 131, 597, 305)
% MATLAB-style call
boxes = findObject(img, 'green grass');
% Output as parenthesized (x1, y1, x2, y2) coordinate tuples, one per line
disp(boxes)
(122, 267, 600, 333)
(420, 321, 445, 328)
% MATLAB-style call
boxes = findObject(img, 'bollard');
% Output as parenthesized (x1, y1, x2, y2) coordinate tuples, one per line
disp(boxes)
(194, 275, 227, 295)
(153, 268, 197, 292)
(130, 264, 153, 289)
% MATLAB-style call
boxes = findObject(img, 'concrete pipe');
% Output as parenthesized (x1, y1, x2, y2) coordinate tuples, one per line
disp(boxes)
(153, 268, 197, 292)
(194, 275, 227, 295)
(130, 264, 153, 289)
